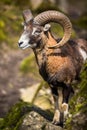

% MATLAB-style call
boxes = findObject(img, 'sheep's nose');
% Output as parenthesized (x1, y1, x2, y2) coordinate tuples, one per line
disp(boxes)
(18, 42, 23, 46)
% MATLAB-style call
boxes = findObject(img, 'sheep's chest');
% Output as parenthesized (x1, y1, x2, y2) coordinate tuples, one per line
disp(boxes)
(37, 48, 76, 84)
(46, 53, 76, 84)
(46, 49, 70, 75)
(46, 55, 68, 74)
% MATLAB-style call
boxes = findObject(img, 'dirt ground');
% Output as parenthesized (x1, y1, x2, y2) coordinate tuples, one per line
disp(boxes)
(0, 46, 39, 117)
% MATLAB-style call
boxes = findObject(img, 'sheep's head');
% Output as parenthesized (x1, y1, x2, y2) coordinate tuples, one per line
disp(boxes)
(18, 23, 51, 49)
(18, 9, 72, 49)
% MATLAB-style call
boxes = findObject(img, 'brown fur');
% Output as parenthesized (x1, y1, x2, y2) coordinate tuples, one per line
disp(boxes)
(19, 16, 87, 124)
(33, 31, 87, 125)
(35, 32, 85, 85)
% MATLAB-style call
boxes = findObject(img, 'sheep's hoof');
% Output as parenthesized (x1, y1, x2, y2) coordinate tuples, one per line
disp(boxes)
(52, 115, 63, 126)
(52, 112, 63, 126)
(52, 119, 60, 125)
(52, 119, 63, 127)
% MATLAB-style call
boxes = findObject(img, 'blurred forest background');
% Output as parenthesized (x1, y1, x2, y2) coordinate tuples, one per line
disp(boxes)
(0, 0, 87, 129)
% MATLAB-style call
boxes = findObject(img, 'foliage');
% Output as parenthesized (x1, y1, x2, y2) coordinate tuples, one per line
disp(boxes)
(20, 53, 39, 77)
(0, 0, 87, 49)
(0, 2, 23, 48)
(33, 0, 59, 13)
(72, 13, 87, 29)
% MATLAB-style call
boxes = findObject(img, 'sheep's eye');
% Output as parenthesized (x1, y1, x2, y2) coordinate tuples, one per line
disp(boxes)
(35, 30, 41, 33)
(34, 30, 41, 35)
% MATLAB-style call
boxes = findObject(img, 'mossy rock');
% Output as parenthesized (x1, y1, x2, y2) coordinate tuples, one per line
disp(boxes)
(0, 101, 33, 130)
(65, 62, 87, 130)
(0, 101, 63, 130)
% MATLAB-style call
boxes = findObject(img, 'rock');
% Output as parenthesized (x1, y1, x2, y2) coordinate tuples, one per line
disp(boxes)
(0, 101, 63, 130)
(65, 62, 87, 130)
(20, 83, 41, 103)
(19, 82, 53, 110)
(20, 111, 63, 130)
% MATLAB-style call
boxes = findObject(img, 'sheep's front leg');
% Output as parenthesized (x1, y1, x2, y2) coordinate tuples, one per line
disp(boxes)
(62, 85, 74, 121)
(52, 93, 60, 124)
(51, 86, 63, 125)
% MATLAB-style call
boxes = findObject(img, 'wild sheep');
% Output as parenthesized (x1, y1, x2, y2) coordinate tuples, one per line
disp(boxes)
(18, 9, 87, 125)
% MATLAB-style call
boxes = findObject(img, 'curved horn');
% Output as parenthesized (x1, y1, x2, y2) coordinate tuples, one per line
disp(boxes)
(34, 10, 72, 49)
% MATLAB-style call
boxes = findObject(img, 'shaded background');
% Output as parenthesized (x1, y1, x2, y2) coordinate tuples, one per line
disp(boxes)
(0, 0, 87, 118)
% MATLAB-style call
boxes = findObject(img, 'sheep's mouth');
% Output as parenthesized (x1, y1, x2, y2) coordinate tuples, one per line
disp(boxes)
(19, 43, 31, 49)
(22, 44, 31, 49)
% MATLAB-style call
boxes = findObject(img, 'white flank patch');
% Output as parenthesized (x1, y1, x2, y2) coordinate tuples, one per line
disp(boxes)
(79, 48, 87, 61)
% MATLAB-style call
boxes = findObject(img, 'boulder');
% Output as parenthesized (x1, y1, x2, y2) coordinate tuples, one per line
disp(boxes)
(0, 101, 63, 130)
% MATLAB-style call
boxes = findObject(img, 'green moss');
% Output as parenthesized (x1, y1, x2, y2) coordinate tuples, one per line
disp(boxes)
(20, 53, 38, 75)
(0, 3, 23, 48)
(0, 101, 33, 130)
(65, 117, 72, 130)
(1, 0, 13, 5)
(0, 30, 7, 41)
(0, 19, 7, 41)
(0, 118, 4, 128)
(20, 53, 34, 73)
(65, 62, 87, 130)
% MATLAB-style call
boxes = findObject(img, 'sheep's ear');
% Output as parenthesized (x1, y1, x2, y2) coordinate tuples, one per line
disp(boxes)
(43, 24, 51, 32)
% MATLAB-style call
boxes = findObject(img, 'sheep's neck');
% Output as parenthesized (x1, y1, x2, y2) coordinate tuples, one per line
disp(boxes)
(33, 45, 47, 68)
(33, 32, 61, 67)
